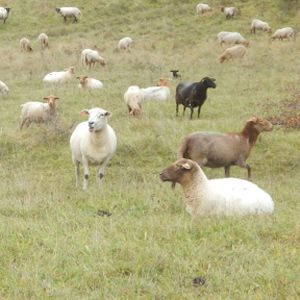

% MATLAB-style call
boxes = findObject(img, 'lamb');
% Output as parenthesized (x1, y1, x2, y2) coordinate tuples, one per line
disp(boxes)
(38, 33, 49, 49)
(0, 7, 10, 23)
(70, 107, 117, 190)
(250, 19, 272, 34)
(81, 49, 106, 68)
(271, 27, 294, 41)
(175, 77, 216, 119)
(220, 6, 237, 19)
(118, 37, 133, 51)
(20, 95, 59, 129)
(43, 67, 75, 84)
(55, 7, 81, 23)
(76, 75, 103, 90)
(156, 77, 172, 87)
(0, 80, 9, 96)
(123, 86, 143, 116)
(159, 158, 274, 217)
(217, 31, 249, 46)
(20, 38, 33, 52)
(177, 116, 273, 179)
(141, 86, 171, 101)
(196, 3, 212, 14)
(219, 45, 247, 63)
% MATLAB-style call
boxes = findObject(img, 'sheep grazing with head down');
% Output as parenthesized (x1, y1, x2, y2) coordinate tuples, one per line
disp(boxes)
(271, 27, 294, 41)
(175, 77, 216, 119)
(81, 48, 106, 68)
(217, 31, 249, 47)
(124, 85, 143, 116)
(38, 33, 49, 49)
(55, 7, 81, 23)
(219, 45, 247, 63)
(196, 3, 212, 14)
(177, 116, 273, 179)
(20, 38, 33, 52)
(43, 67, 75, 84)
(250, 19, 272, 34)
(0, 80, 9, 96)
(70, 107, 117, 190)
(118, 37, 133, 51)
(220, 6, 237, 19)
(0, 7, 10, 23)
(20, 95, 59, 129)
(159, 158, 274, 217)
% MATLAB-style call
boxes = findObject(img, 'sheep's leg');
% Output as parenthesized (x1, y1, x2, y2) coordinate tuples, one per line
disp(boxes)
(96, 160, 109, 187)
(224, 166, 230, 178)
(246, 164, 251, 180)
(189, 106, 194, 119)
(197, 106, 201, 118)
(176, 103, 179, 116)
(74, 161, 80, 188)
(73, 16, 77, 23)
(63, 16, 67, 22)
(82, 157, 90, 190)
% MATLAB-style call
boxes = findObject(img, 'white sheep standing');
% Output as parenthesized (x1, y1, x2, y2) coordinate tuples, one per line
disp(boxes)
(141, 86, 171, 101)
(38, 33, 49, 49)
(123, 85, 143, 116)
(81, 49, 106, 68)
(20, 38, 33, 52)
(0, 79, 9, 96)
(76, 75, 103, 90)
(70, 107, 117, 190)
(0, 7, 10, 23)
(43, 67, 75, 84)
(20, 95, 59, 129)
(250, 19, 272, 34)
(196, 3, 212, 14)
(159, 158, 274, 217)
(220, 6, 237, 18)
(118, 37, 133, 51)
(271, 27, 294, 41)
(219, 45, 247, 63)
(55, 7, 81, 23)
(217, 31, 249, 46)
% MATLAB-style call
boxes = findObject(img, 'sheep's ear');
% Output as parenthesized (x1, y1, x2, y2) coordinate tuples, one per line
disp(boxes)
(80, 109, 90, 116)
(55, 97, 59, 100)
(105, 111, 112, 118)
(182, 163, 191, 170)
(249, 116, 258, 123)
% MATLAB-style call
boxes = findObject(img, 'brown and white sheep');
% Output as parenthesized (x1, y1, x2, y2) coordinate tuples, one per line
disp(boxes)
(76, 75, 103, 89)
(177, 116, 273, 179)
(250, 19, 272, 34)
(219, 45, 247, 63)
(20, 38, 33, 52)
(220, 6, 237, 19)
(271, 27, 294, 41)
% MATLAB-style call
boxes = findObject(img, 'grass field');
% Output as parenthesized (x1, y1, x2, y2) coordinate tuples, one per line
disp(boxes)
(0, 0, 300, 299)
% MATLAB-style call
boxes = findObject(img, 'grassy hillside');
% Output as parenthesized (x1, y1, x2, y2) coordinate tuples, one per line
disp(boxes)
(0, 0, 300, 299)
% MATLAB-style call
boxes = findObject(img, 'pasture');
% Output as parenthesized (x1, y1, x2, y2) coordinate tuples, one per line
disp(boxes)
(0, 0, 300, 299)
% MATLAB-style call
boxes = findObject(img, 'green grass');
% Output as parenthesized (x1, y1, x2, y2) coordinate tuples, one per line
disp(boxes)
(0, 0, 300, 299)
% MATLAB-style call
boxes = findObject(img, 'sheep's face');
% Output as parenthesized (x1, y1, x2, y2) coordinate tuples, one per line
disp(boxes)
(201, 77, 216, 89)
(250, 116, 273, 133)
(1, 87, 9, 96)
(44, 95, 59, 107)
(76, 75, 88, 84)
(80, 108, 111, 132)
(160, 159, 195, 187)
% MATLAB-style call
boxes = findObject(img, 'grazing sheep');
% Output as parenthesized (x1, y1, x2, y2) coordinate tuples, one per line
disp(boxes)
(196, 3, 212, 14)
(81, 49, 106, 68)
(250, 19, 272, 34)
(0, 80, 9, 96)
(177, 116, 273, 179)
(20, 95, 59, 129)
(124, 85, 143, 116)
(170, 70, 181, 78)
(55, 7, 81, 23)
(70, 107, 117, 190)
(220, 6, 237, 19)
(43, 67, 75, 84)
(20, 38, 33, 52)
(141, 86, 171, 101)
(219, 45, 247, 63)
(76, 75, 103, 90)
(38, 33, 49, 49)
(271, 27, 294, 41)
(159, 158, 274, 217)
(118, 37, 133, 51)
(175, 77, 216, 119)
(0, 7, 10, 23)
(217, 31, 249, 46)
(156, 77, 172, 87)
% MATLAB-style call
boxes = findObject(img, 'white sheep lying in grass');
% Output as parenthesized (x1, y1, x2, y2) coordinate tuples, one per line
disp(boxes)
(196, 3, 212, 14)
(118, 37, 132, 51)
(124, 85, 143, 116)
(219, 45, 246, 63)
(20, 38, 33, 52)
(20, 95, 59, 129)
(141, 86, 171, 101)
(70, 107, 117, 190)
(38, 33, 49, 49)
(55, 7, 81, 23)
(81, 49, 106, 68)
(0, 79, 9, 96)
(271, 27, 294, 41)
(160, 158, 274, 217)
(250, 19, 272, 34)
(76, 75, 103, 89)
(43, 67, 75, 84)
(0, 7, 10, 23)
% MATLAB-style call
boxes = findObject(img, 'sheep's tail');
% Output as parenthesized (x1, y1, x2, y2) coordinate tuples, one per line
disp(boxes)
(177, 137, 189, 159)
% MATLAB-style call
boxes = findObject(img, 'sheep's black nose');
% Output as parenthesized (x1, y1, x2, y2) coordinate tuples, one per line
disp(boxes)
(88, 121, 94, 127)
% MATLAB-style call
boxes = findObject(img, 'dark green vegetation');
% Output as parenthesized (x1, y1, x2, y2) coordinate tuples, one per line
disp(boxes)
(0, 0, 300, 299)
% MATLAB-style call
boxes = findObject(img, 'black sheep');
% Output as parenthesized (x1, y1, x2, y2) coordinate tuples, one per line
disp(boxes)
(170, 70, 180, 78)
(175, 77, 216, 119)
